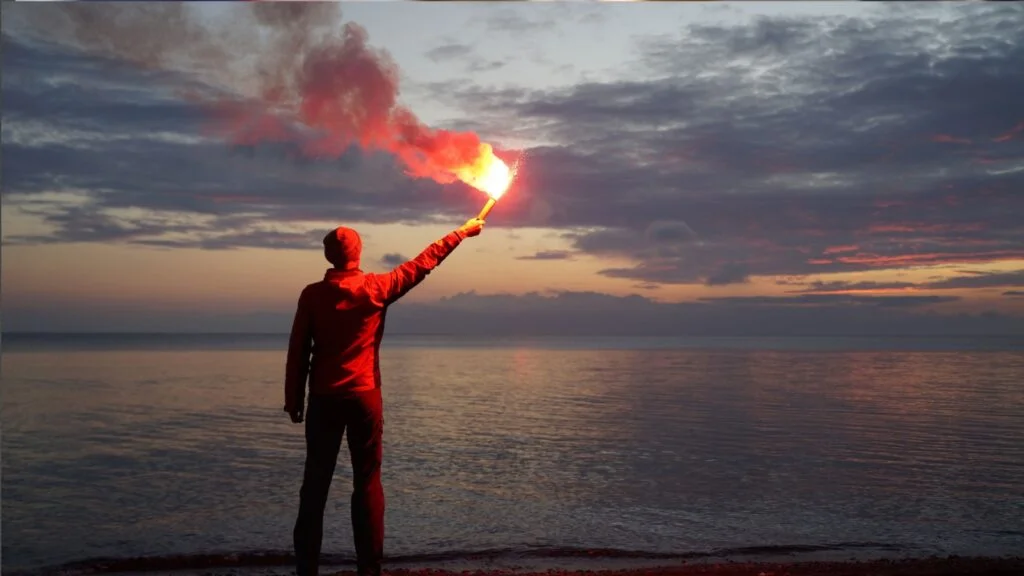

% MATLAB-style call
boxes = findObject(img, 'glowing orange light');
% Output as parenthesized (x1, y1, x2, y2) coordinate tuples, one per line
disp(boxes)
(452, 142, 517, 220)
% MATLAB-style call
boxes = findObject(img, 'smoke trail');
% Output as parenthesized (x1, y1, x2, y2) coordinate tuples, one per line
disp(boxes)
(15, 2, 495, 186)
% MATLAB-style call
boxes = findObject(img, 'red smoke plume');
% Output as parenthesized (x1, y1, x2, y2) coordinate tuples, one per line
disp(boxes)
(279, 22, 488, 186)
(21, 2, 511, 191)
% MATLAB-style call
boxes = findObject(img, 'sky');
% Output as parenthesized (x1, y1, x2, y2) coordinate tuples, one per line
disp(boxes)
(2, 1, 1023, 335)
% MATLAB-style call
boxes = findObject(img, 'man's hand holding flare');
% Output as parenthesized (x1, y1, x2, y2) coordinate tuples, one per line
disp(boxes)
(458, 218, 485, 238)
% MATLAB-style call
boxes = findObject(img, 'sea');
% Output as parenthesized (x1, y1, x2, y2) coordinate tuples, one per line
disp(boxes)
(2, 333, 1024, 574)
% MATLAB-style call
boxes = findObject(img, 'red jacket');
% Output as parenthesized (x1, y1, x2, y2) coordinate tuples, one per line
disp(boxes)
(284, 230, 466, 411)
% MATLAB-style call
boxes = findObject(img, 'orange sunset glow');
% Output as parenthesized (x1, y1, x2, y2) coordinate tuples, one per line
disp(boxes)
(1, 1, 1022, 335)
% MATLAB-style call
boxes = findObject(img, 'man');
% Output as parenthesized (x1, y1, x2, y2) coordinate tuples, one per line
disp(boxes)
(285, 217, 485, 576)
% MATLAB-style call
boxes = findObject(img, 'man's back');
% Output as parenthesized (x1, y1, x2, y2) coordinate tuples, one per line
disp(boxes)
(301, 270, 387, 395)
(284, 229, 469, 412)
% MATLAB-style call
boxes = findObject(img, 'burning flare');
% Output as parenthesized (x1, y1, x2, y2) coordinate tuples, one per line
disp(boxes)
(456, 143, 517, 220)
(454, 143, 513, 200)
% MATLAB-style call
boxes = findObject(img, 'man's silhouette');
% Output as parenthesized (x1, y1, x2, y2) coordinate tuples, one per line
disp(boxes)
(285, 218, 485, 576)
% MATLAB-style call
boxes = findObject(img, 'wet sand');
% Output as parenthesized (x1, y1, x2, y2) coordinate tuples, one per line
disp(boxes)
(387, 557, 1024, 576)
(35, 556, 1021, 576)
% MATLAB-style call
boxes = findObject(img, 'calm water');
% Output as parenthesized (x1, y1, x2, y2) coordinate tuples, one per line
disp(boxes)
(3, 334, 1024, 573)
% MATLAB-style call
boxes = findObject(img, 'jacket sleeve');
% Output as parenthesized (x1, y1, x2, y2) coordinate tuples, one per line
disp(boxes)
(369, 230, 466, 306)
(284, 287, 313, 412)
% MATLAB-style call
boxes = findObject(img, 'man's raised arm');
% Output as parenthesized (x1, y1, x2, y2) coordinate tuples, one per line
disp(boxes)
(370, 218, 484, 306)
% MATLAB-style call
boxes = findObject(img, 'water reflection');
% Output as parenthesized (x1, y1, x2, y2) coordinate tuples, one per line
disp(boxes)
(2, 346, 1023, 571)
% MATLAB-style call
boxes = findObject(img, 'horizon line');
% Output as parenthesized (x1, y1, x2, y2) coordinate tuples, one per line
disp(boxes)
(3, 331, 1024, 339)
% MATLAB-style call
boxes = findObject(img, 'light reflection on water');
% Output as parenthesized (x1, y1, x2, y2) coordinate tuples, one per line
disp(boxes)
(2, 340, 1023, 571)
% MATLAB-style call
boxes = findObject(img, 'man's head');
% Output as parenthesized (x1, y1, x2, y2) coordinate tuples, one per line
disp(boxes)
(323, 226, 362, 270)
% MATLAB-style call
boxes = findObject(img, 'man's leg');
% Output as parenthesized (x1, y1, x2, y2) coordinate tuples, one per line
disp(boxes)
(294, 395, 345, 576)
(345, 388, 385, 576)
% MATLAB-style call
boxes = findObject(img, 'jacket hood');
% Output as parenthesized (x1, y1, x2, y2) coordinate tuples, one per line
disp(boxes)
(323, 226, 362, 269)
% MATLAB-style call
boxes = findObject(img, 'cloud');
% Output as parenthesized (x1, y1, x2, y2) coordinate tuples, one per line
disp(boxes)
(484, 10, 558, 36)
(1004, 290, 1024, 297)
(788, 269, 1024, 293)
(7, 289, 1018, 336)
(380, 253, 408, 267)
(698, 294, 960, 308)
(2, 3, 516, 241)
(787, 280, 917, 293)
(3, 2, 1023, 295)
(515, 250, 573, 261)
(704, 263, 751, 287)
(425, 42, 474, 63)
(467, 59, 507, 73)
(382, 291, 1017, 337)
(425, 41, 506, 73)
(926, 269, 1024, 290)
(1, 30, 473, 249)
(444, 4, 1024, 285)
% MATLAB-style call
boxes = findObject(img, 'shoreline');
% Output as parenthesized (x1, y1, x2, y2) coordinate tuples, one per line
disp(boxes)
(13, 555, 1024, 576)
(393, 557, 1024, 576)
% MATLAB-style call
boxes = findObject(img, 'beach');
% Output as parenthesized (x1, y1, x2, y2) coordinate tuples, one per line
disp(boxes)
(20, 555, 1024, 576)
(396, 558, 1024, 576)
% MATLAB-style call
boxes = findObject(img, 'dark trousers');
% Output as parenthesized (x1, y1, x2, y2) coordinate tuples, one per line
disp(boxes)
(294, 389, 385, 576)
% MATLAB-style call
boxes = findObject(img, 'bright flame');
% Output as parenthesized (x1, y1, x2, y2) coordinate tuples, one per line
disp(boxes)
(454, 143, 513, 200)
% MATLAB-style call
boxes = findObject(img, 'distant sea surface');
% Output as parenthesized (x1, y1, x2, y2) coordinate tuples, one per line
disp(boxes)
(3, 332, 1024, 573)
